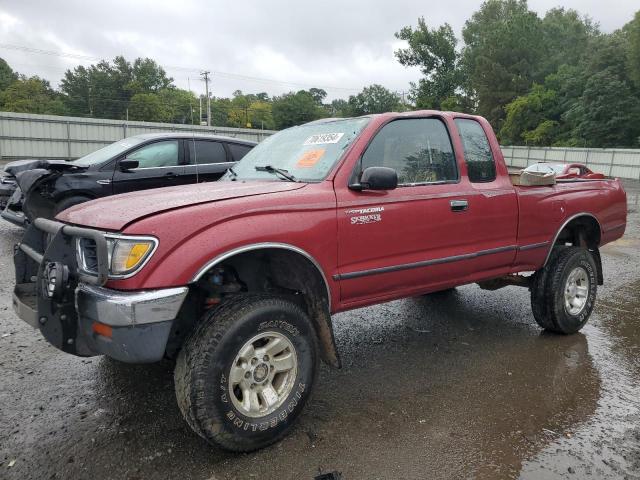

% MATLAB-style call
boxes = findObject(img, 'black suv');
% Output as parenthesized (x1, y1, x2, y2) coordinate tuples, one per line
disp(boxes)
(1, 133, 256, 226)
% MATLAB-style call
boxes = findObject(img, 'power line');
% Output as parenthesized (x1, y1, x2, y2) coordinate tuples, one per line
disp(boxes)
(201, 71, 211, 126)
(0, 42, 361, 93)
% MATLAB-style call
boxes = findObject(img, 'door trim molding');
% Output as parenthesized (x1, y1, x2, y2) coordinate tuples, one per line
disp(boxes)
(333, 245, 517, 281)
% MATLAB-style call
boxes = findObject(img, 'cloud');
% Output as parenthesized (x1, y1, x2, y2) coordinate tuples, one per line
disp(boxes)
(0, 0, 636, 101)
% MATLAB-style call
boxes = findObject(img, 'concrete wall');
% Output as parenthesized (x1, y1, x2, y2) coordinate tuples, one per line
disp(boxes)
(0, 111, 275, 164)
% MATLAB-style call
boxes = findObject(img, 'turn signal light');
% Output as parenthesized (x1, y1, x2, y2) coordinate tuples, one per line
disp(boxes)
(92, 322, 113, 339)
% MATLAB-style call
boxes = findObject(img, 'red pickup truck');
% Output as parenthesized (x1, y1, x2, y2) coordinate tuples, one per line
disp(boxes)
(12, 111, 627, 452)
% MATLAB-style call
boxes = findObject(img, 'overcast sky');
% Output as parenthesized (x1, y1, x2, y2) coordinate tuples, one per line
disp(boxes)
(0, 0, 637, 101)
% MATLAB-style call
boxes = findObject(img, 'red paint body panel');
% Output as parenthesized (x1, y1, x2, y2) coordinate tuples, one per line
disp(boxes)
(58, 181, 307, 231)
(56, 111, 627, 314)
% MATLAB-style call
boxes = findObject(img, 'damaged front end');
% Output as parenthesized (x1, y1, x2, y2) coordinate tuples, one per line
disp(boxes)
(0, 174, 17, 206)
(13, 218, 188, 363)
(2, 160, 85, 226)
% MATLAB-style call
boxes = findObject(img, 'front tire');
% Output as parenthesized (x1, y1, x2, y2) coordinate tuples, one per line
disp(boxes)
(530, 247, 598, 334)
(174, 294, 318, 452)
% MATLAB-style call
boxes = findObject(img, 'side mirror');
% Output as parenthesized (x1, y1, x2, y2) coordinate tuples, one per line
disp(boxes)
(119, 159, 139, 172)
(350, 166, 398, 191)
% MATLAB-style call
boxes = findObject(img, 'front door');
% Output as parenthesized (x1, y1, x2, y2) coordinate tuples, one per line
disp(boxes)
(335, 116, 470, 305)
(112, 139, 185, 194)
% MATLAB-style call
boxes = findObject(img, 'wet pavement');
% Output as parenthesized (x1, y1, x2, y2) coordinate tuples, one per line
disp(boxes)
(0, 181, 639, 480)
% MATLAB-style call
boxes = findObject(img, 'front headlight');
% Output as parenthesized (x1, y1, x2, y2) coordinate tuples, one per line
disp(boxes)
(108, 237, 157, 276)
(77, 234, 158, 278)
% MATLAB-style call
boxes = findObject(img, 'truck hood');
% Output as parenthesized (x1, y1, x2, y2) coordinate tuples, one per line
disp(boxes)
(57, 181, 307, 230)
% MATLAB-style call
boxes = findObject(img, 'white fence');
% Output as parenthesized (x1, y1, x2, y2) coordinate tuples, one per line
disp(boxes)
(0, 111, 275, 163)
(501, 146, 640, 180)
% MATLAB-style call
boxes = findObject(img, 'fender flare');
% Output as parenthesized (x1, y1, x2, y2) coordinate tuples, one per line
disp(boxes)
(543, 212, 602, 267)
(190, 242, 332, 306)
(189, 242, 341, 367)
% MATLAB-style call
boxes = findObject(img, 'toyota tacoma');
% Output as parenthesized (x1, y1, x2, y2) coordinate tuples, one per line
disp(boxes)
(11, 111, 627, 452)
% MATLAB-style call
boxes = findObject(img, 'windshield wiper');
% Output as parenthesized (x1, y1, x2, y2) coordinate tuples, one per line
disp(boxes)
(255, 165, 297, 182)
(227, 166, 238, 181)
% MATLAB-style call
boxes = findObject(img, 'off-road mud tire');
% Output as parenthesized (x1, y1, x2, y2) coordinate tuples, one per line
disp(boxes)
(530, 247, 597, 334)
(174, 294, 318, 452)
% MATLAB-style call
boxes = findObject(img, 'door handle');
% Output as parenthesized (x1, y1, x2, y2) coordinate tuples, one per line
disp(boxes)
(165, 172, 178, 179)
(450, 199, 469, 212)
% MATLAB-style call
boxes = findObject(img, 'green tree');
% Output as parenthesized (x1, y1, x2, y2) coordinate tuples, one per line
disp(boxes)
(328, 98, 349, 117)
(628, 11, 640, 89)
(210, 97, 232, 126)
(61, 57, 132, 118)
(226, 90, 253, 128)
(271, 90, 327, 129)
(539, 8, 598, 77)
(127, 58, 172, 94)
(566, 69, 640, 147)
(308, 88, 327, 105)
(346, 84, 403, 115)
(0, 58, 17, 91)
(248, 100, 275, 129)
(395, 19, 464, 109)
(0, 76, 66, 115)
(158, 88, 198, 124)
(461, 0, 545, 127)
(500, 64, 587, 145)
(61, 56, 173, 119)
(127, 93, 165, 122)
(500, 84, 559, 145)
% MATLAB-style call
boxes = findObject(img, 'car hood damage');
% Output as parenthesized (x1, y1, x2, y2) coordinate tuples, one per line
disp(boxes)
(4, 159, 85, 192)
(56, 181, 308, 230)
(2, 160, 87, 222)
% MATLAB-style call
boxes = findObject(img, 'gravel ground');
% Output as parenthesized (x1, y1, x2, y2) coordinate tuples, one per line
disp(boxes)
(0, 181, 638, 480)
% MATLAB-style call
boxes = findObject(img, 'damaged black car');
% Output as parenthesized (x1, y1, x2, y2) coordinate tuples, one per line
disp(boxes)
(0, 133, 256, 226)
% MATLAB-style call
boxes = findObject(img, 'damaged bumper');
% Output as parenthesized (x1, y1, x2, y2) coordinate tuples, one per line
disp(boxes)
(0, 177, 17, 208)
(12, 218, 188, 363)
(0, 185, 27, 227)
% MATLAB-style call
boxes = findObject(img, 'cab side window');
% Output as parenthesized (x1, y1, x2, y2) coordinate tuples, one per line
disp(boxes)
(455, 119, 496, 183)
(360, 118, 457, 185)
(128, 141, 179, 168)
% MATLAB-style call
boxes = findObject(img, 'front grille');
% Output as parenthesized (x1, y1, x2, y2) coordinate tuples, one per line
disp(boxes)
(78, 237, 99, 274)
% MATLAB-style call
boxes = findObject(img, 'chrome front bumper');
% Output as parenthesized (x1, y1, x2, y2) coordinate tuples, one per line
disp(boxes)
(12, 281, 189, 363)
(75, 284, 188, 327)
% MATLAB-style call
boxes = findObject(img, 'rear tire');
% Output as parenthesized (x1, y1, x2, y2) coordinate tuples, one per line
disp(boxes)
(174, 294, 318, 452)
(530, 247, 597, 334)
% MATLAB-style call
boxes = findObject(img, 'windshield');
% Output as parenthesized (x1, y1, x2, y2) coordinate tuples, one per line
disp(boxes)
(73, 137, 146, 167)
(223, 117, 370, 182)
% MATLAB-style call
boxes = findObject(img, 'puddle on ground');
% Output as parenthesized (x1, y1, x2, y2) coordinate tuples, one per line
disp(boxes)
(520, 280, 640, 479)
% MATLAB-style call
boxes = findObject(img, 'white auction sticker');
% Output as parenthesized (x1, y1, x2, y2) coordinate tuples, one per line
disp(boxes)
(303, 133, 345, 145)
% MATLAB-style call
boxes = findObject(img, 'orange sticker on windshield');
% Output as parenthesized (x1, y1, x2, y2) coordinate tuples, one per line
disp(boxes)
(297, 149, 325, 168)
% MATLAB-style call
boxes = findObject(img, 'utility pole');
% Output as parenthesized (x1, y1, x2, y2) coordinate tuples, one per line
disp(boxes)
(201, 71, 211, 126)
(88, 85, 93, 117)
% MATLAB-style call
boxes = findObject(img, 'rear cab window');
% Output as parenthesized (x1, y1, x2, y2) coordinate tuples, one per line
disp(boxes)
(455, 119, 497, 183)
(360, 117, 458, 186)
